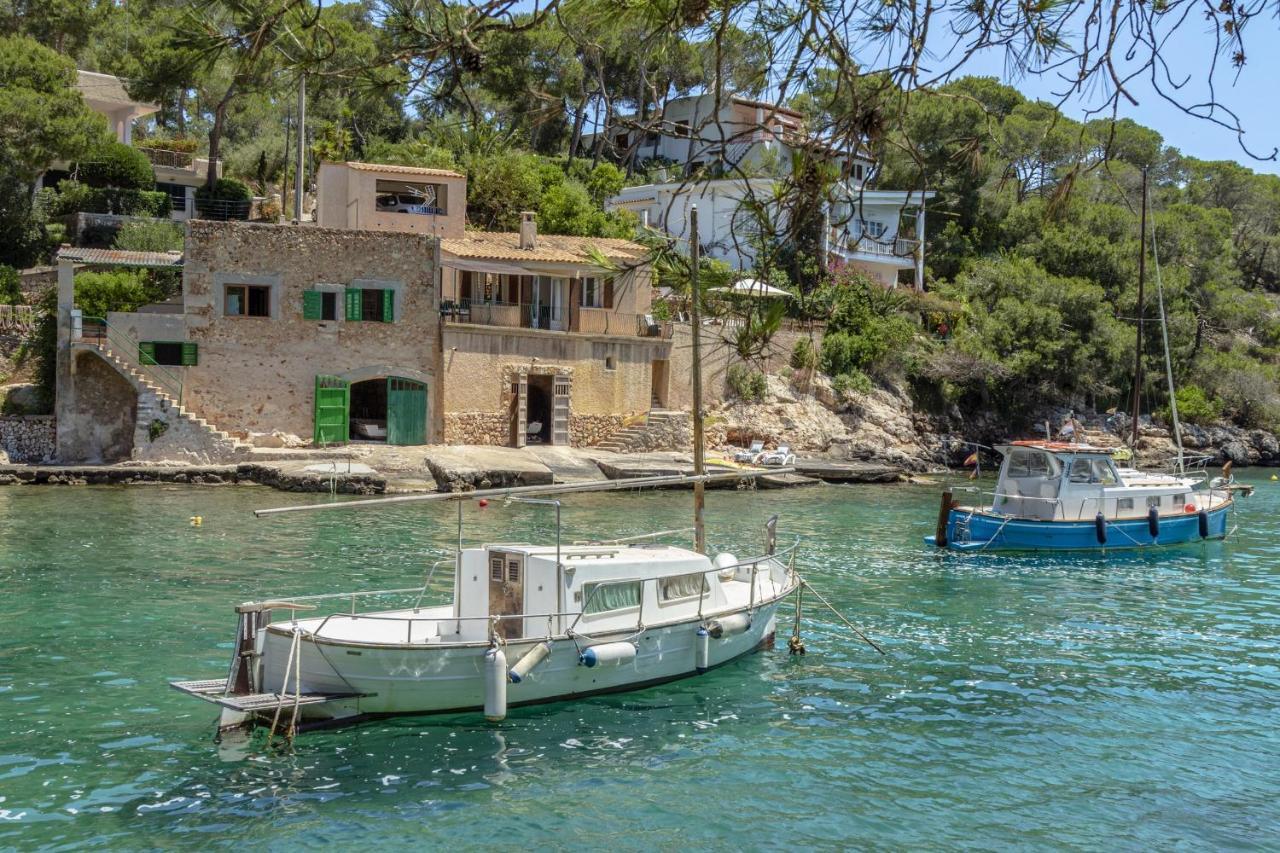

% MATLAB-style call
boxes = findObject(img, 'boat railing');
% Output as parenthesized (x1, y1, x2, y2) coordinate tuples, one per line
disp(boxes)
(960, 486, 1235, 522)
(262, 541, 800, 647)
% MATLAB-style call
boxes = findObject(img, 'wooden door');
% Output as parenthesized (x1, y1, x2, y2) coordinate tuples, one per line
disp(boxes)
(552, 375, 571, 446)
(313, 374, 349, 445)
(487, 550, 524, 640)
(386, 377, 427, 445)
(512, 375, 528, 448)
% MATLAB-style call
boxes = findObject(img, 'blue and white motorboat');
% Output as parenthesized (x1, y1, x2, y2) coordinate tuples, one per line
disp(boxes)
(926, 441, 1237, 552)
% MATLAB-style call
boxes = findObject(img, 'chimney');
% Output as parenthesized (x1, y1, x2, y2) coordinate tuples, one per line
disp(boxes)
(519, 211, 537, 250)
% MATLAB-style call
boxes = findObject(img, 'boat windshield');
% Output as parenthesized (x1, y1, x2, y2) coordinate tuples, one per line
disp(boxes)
(1067, 456, 1118, 485)
(1005, 448, 1061, 479)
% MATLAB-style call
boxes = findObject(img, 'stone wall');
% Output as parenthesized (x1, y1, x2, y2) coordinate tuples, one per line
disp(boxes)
(0, 415, 55, 463)
(571, 413, 625, 446)
(444, 412, 509, 445)
(57, 349, 137, 463)
(181, 221, 443, 442)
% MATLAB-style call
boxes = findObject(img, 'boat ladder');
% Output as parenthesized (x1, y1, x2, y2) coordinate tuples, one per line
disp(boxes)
(953, 513, 973, 544)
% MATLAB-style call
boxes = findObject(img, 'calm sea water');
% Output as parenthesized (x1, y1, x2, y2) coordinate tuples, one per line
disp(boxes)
(0, 477, 1277, 850)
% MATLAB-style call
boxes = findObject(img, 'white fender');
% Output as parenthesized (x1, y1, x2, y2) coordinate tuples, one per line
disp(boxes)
(579, 641, 636, 668)
(508, 641, 552, 683)
(707, 612, 751, 639)
(695, 626, 710, 672)
(484, 647, 508, 721)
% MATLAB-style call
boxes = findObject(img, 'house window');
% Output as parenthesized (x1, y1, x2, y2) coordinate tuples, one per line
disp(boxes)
(139, 341, 197, 366)
(854, 164, 865, 181)
(854, 218, 887, 239)
(225, 284, 270, 317)
(675, 119, 690, 137)
(659, 573, 708, 602)
(614, 133, 629, 148)
(374, 179, 446, 215)
(302, 290, 338, 321)
(154, 181, 186, 212)
(604, 356, 617, 371)
(345, 287, 394, 322)
(582, 580, 641, 614)
(581, 277, 603, 308)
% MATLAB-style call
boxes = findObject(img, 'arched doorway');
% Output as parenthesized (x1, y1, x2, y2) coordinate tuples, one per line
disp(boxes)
(349, 378, 388, 441)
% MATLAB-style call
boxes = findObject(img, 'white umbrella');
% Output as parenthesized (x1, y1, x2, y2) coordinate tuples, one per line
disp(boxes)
(716, 278, 793, 298)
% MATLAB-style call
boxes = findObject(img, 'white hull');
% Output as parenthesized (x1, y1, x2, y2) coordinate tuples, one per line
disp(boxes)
(261, 604, 783, 720)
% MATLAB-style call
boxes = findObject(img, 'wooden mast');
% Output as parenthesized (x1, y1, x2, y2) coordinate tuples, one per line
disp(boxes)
(1129, 167, 1148, 449)
(690, 205, 706, 554)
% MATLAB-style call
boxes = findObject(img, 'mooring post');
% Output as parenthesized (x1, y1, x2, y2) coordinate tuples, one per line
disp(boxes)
(934, 490, 953, 548)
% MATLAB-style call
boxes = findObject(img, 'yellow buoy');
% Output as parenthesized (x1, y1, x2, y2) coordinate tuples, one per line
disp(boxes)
(190, 515, 203, 526)
(1271, 475, 1277, 481)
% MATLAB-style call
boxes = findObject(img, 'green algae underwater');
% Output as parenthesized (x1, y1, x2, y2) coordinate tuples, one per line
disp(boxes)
(0, 478, 1277, 849)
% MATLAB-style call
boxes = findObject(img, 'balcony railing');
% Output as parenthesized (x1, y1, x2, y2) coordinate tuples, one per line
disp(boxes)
(830, 230, 919, 259)
(137, 147, 195, 169)
(443, 299, 672, 339)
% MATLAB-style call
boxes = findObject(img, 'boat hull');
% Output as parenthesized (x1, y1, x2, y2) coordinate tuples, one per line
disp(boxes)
(260, 604, 782, 720)
(924, 502, 1231, 552)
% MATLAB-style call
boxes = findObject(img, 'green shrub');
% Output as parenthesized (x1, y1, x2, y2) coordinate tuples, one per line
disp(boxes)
(0, 265, 20, 305)
(48, 180, 169, 218)
(77, 142, 155, 190)
(832, 370, 874, 396)
(1157, 385, 1221, 426)
(790, 337, 817, 371)
(727, 363, 767, 401)
(71, 269, 170, 318)
(195, 178, 252, 220)
(113, 219, 183, 252)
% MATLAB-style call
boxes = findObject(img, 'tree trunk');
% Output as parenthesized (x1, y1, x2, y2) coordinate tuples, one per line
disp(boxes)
(566, 92, 588, 165)
(177, 89, 187, 136)
(206, 86, 236, 189)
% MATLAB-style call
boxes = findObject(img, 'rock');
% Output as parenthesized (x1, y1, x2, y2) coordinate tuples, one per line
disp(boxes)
(0, 383, 40, 414)
(423, 445, 554, 491)
(1220, 439, 1255, 466)
(248, 431, 285, 448)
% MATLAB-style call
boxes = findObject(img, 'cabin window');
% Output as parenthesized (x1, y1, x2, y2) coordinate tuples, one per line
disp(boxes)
(582, 580, 641, 614)
(507, 559, 520, 583)
(1176, 493, 1188, 506)
(1117, 498, 1134, 511)
(1147, 496, 1162, 508)
(489, 555, 504, 582)
(1006, 449, 1059, 478)
(659, 573, 709, 602)
(1068, 459, 1093, 483)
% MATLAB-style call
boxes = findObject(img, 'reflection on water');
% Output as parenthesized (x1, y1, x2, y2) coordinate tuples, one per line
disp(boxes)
(0, 480, 1277, 848)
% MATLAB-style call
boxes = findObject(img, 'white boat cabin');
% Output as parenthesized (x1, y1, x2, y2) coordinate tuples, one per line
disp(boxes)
(993, 442, 1202, 521)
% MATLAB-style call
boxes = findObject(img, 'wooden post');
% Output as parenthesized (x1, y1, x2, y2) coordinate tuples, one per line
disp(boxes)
(934, 490, 952, 547)
(690, 205, 705, 555)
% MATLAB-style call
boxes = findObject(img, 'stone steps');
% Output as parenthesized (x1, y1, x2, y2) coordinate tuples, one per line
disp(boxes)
(594, 410, 689, 453)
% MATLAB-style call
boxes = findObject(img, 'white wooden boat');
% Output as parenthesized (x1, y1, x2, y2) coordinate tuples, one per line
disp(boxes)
(171, 474, 799, 732)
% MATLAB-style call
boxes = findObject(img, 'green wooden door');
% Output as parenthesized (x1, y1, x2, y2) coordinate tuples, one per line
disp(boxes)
(386, 377, 427, 445)
(314, 374, 350, 445)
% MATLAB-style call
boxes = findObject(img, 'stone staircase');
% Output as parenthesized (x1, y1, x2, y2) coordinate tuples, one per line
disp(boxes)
(84, 344, 252, 463)
(594, 409, 689, 453)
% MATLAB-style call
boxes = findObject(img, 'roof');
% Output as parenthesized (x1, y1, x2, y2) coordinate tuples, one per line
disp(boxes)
(56, 247, 183, 268)
(731, 95, 804, 120)
(441, 232, 648, 265)
(75, 71, 158, 112)
(337, 161, 465, 179)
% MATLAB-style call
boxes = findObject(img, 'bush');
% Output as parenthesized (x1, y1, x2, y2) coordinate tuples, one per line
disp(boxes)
(0, 265, 20, 304)
(77, 142, 155, 190)
(113, 219, 183, 252)
(790, 337, 817, 371)
(727, 363, 767, 402)
(71, 269, 173, 318)
(48, 180, 169, 218)
(195, 178, 252, 220)
(832, 370, 874, 396)
(1157, 385, 1221, 426)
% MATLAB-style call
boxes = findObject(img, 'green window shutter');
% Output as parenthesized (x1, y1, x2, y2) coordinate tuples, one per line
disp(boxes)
(138, 342, 156, 364)
(180, 342, 198, 366)
(382, 288, 394, 323)
(302, 289, 323, 320)
(345, 288, 361, 321)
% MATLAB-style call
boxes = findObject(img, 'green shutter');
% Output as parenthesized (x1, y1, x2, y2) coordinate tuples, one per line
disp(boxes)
(180, 342, 198, 366)
(345, 288, 361, 321)
(382, 288, 394, 323)
(138, 342, 156, 365)
(302, 289, 323, 320)
(313, 374, 350, 445)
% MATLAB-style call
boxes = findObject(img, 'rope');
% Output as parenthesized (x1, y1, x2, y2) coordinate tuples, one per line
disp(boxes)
(797, 577, 885, 655)
(787, 581, 806, 655)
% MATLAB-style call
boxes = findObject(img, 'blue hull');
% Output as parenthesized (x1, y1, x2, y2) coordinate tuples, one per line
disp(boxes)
(924, 503, 1231, 552)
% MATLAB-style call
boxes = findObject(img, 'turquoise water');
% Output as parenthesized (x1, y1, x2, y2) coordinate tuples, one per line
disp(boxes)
(1, 478, 1277, 849)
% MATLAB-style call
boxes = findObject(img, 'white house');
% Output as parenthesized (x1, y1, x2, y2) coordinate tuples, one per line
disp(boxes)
(582, 93, 874, 180)
(609, 179, 934, 290)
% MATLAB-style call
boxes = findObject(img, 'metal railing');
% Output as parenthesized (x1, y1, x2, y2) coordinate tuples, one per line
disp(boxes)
(78, 315, 185, 405)
(958, 484, 1232, 523)
(137, 147, 196, 169)
(193, 197, 252, 221)
(830, 230, 919, 259)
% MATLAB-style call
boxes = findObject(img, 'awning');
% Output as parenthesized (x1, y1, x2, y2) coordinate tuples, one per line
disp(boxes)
(712, 278, 793, 298)
(441, 257, 601, 279)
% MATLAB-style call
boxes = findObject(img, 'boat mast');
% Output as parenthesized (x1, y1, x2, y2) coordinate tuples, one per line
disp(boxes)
(1149, 177, 1186, 473)
(1129, 167, 1148, 450)
(689, 205, 706, 554)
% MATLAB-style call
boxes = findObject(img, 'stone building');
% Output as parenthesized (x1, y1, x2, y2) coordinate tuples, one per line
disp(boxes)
(56, 222, 443, 463)
(438, 214, 672, 447)
(315, 161, 468, 239)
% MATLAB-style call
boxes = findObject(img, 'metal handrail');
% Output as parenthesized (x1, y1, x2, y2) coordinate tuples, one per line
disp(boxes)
(971, 485, 1233, 522)
(79, 315, 185, 405)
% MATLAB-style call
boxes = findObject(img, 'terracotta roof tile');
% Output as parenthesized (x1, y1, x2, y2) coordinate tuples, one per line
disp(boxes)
(339, 161, 465, 179)
(56, 247, 183, 268)
(441, 232, 648, 265)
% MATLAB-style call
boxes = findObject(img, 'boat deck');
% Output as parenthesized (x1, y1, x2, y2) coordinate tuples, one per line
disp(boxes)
(276, 606, 453, 644)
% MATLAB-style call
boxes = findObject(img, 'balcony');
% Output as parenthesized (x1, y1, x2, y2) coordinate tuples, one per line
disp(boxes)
(442, 299, 672, 339)
(830, 230, 919, 261)
(137, 147, 194, 169)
